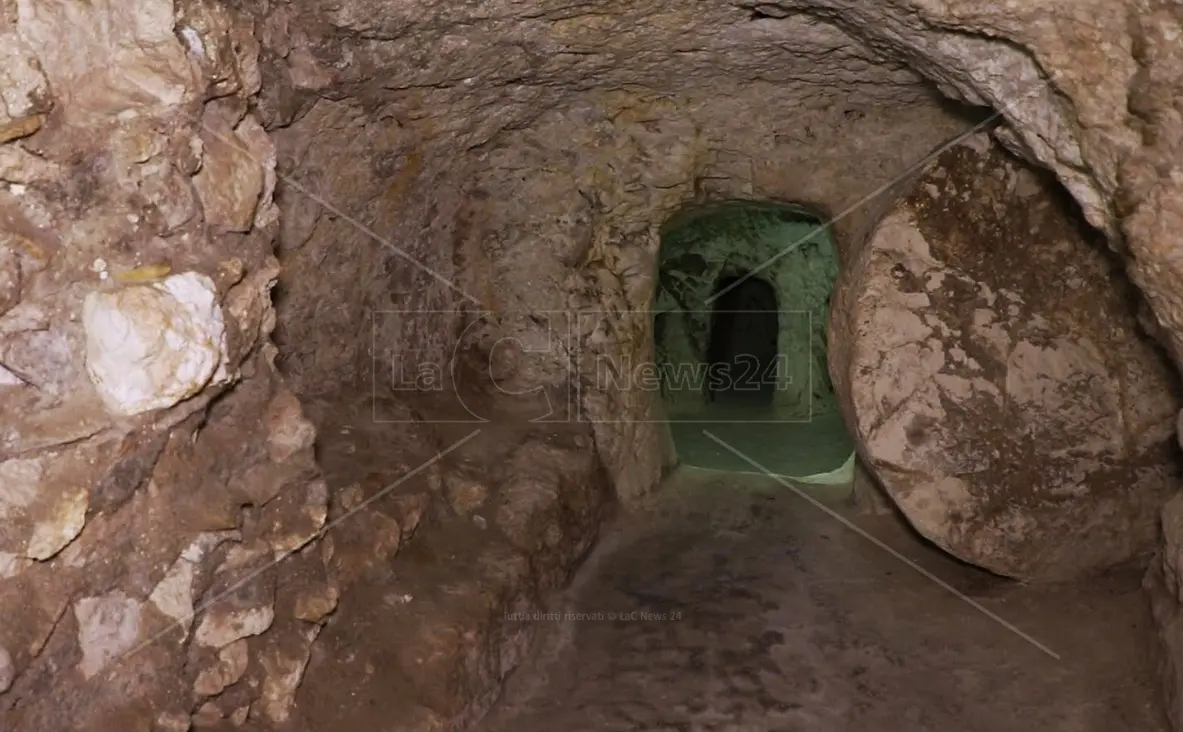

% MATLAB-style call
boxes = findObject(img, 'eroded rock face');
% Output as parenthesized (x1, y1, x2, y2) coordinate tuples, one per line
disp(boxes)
(82, 272, 229, 417)
(842, 135, 1181, 581)
(2, 0, 1183, 730)
(0, 2, 333, 729)
(1149, 495, 1183, 732)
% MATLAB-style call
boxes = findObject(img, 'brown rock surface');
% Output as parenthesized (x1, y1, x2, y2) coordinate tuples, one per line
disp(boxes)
(1, 0, 1183, 730)
(841, 135, 1181, 581)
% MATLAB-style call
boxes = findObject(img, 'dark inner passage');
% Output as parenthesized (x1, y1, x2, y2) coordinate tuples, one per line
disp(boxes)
(654, 201, 855, 479)
(705, 273, 779, 406)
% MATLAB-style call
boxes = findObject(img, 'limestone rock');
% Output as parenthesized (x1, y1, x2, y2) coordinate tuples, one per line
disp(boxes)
(192, 109, 268, 233)
(0, 644, 13, 693)
(227, 459, 315, 509)
(193, 638, 249, 697)
(259, 479, 329, 559)
(195, 603, 275, 650)
(25, 486, 87, 560)
(0, 364, 24, 387)
(149, 557, 199, 635)
(5, 0, 1183, 728)
(175, 0, 259, 98)
(264, 389, 317, 464)
(0, 28, 50, 127)
(15, 0, 191, 124)
(153, 711, 192, 732)
(293, 582, 339, 623)
(74, 591, 143, 680)
(0, 397, 112, 459)
(496, 475, 561, 552)
(389, 493, 430, 538)
(133, 159, 200, 234)
(239, 115, 278, 229)
(269, 532, 339, 626)
(276, 178, 321, 253)
(841, 136, 1181, 581)
(89, 430, 169, 516)
(443, 469, 489, 516)
(258, 625, 319, 724)
(191, 702, 223, 728)
(0, 552, 31, 579)
(194, 544, 277, 649)
(0, 244, 18, 317)
(1149, 494, 1183, 732)
(0, 326, 83, 399)
(0, 450, 93, 561)
(149, 531, 241, 640)
(327, 508, 402, 586)
(0, 114, 41, 145)
(494, 438, 610, 588)
(224, 258, 282, 356)
(0, 458, 42, 520)
(0, 301, 49, 337)
(82, 272, 228, 417)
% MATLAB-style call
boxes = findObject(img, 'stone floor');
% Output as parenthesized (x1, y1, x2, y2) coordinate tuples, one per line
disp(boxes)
(292, 390, 616, 731)
(475, 467, 1167, 732)
(667, 407, 854, 478)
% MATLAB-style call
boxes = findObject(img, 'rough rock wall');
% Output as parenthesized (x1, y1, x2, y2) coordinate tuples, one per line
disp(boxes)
(252, 0, 970, 504)
(1109, 12, 1183, 727)
(841, 134, 1180, 581)
(4, 0, 1183, 728)
(0, 0, 334, 728)
(247, 0, 1183, 720)
(286, 398, 613, 730)
(1150, 495, 1183, 731)
(269, 96, 472, 401)
(461, 95, 968, 503)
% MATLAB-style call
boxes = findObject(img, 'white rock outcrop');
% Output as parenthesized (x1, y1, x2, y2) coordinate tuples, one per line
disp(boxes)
(0, 645, 12, 693)
(82, 272, 228, 417)
(74, 591, 144, 680)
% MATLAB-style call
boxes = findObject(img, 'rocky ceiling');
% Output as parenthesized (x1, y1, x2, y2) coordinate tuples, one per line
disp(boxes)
(1, 0, 1182, 730)
(260, 0, 1143, 229)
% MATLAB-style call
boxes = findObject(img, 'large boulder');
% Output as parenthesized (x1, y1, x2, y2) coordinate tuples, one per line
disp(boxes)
(841, 134, 1181, 581)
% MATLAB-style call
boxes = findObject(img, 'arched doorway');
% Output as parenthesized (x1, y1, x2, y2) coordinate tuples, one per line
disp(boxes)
(652, 202, 856, 480)
(704, 272, 779, 406)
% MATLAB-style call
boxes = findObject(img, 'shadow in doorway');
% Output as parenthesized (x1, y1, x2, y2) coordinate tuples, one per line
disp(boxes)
(705, 273, 779, 407)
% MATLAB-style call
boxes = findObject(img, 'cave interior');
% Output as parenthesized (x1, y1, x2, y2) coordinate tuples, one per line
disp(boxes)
(1, 1, 1182, 731)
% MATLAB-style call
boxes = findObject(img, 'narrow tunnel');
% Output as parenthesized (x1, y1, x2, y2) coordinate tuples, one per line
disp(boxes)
(4, 3, 1183, 732)
(654, 204, 857, 480)
(704, 272, 779, 406)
